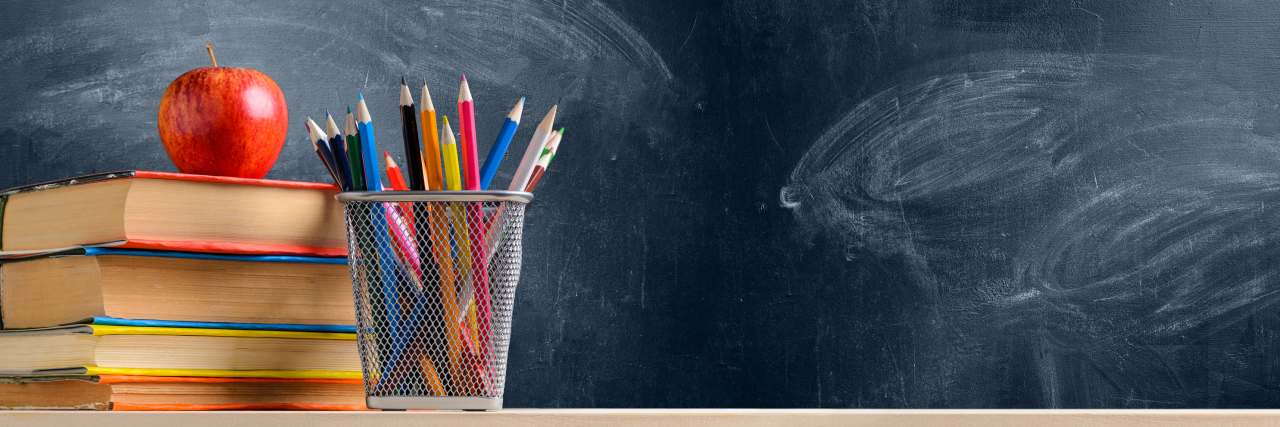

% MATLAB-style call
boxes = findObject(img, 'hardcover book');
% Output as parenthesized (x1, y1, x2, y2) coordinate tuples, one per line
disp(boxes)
(0, 171, 347, 258)
(0, 375, 366, 410)
(0, 248, 354, 329)
(0, 324, 360, 376)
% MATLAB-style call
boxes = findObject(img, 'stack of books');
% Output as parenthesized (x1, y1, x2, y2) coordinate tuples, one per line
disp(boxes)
(0, 171, 365, 411)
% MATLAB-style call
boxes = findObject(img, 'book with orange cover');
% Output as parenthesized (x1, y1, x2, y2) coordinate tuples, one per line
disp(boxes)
(0, 375, 369, 411)
(0, 325, 360, 376)
(0, 171, 347, 258)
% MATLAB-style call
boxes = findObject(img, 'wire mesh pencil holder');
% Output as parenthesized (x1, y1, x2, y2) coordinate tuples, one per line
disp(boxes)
(337, 191, 533, 411)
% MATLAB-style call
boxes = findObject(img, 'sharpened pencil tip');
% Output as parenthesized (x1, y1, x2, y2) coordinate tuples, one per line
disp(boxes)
(325, 110, 331, 117)
(347, 106, 351, 114)
(401, 76, 406, 85)
(462, 74, 467, 82)
(443, 116, 449, 126)
(358, 93, 364, 101)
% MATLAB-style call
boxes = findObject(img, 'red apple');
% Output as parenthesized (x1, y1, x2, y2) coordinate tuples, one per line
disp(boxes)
(158, 44, 288, 179)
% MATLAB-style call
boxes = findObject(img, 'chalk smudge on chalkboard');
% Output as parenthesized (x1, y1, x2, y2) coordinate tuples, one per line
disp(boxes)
(782, 52, 1280, 406)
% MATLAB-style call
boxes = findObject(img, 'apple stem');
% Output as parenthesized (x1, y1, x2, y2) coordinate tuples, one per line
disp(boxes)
(205, 43, 218, 67)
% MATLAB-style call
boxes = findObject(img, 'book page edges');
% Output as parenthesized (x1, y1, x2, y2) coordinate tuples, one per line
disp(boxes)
(0, 171, 339, 196)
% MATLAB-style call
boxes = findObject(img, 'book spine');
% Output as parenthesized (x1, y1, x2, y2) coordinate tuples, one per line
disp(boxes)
(0, 193, 6, 251)
(0, 195, 5, 330)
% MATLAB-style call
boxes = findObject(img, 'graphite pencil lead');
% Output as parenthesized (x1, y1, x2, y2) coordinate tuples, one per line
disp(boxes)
(400, 79, 414, 106)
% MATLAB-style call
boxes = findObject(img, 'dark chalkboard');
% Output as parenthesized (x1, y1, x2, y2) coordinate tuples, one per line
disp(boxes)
(4, 0, 1280, 408)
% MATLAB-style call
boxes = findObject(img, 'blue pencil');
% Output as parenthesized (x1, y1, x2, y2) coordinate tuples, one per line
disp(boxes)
(356, 94, 383, 191)
(325, 111, 353, 191)
(478, 98, 524, 190)
(356, 94, 411, 376)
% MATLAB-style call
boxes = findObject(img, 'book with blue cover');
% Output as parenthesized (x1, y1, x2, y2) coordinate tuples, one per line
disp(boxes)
(82, 317, 355, 334)
(0, 248, 355, 330)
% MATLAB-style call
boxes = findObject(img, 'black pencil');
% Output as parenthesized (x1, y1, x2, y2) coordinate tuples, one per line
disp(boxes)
(400, 77, 426, 191)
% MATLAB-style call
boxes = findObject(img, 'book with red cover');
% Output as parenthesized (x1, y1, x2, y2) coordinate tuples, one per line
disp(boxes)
(0, 171, 347, 258)
(0, 375, 369, 411)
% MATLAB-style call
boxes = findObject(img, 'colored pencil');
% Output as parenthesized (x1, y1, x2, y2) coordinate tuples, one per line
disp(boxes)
(442, 116, 473, 326)
(414, 81, 456, 386)
(525, 128, 563, 192)
(441, 117, 462, 192)
(384, 152, 409, 191)
(355, 95, 407, 387)
(345, 107, 366, 191)
(306, 118, 341, 188)
(451, 74, 495, 346)
(426, 116, 465, 387)
(457, 76, 480, 190)
(455, 78, 493, 353)
(325, 111, 352, 191)
(399, 81, 444, 381)
(478, 97, 524, 190)
(399, 77, 426, 191)
(508, 105, 557, 191)
(357, 94, 383, 191)
(420, 79, 444, 191)
(441, 116, 487, 387)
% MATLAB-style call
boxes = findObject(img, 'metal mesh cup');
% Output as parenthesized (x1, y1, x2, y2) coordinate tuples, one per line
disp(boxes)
(337, 191, 532, 411)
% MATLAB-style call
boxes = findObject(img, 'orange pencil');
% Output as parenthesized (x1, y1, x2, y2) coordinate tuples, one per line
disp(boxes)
(420, 79, 444, 190)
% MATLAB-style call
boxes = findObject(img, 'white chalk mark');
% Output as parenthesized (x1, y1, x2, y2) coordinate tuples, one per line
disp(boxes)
(677, 13, 699, 55)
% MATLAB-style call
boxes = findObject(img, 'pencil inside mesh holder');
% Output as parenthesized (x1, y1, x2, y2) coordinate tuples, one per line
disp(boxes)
(337, 191, 531, 410)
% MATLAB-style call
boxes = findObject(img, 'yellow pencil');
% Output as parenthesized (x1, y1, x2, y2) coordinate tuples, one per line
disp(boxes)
(439, 117, 475, 386)
(441, 118, 471, 292)
(441, 117, 461, 191)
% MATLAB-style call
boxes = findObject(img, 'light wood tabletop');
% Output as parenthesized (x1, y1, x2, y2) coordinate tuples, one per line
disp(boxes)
(5, 409, 1280, 426)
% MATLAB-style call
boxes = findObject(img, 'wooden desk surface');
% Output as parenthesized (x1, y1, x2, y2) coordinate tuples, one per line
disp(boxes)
(4, 409, 1280, 426)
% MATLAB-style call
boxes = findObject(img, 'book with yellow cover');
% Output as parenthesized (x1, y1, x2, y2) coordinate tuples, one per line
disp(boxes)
(0, 325, 360, 377)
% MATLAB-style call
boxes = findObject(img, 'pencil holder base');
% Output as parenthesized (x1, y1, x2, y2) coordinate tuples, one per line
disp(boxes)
(367, 396, 503, 411)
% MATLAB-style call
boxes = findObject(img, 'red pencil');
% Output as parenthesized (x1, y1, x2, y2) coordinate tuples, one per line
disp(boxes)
(457, 76, 480, 190)
(384, 151, 410, 191)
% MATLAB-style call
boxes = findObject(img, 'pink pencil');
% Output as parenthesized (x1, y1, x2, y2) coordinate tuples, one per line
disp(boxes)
(458, 76, 480, 190)
(457, 76, 493, 372)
